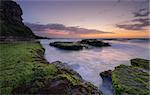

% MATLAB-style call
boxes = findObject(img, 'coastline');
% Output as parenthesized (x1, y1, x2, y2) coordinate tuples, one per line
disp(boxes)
(0, 41, 102, 94)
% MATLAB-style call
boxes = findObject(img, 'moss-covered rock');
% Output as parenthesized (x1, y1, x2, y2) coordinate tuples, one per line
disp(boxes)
(112, 64, 149, 95)
(131, 58, 150, 70)
(50, 39, 111, 50)
(50, 42, 84, 50)
(100, 58, 150, 95)
(51, 61, 82, 79)
(79, 39, 111, 47)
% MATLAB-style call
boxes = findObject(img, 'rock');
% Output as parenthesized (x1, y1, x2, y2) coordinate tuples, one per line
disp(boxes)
(51, 61, 103, 95)
(100, 58, 150, 95)
(37, 75, 102, 95)
(50, 42, 84, 50)
(80, 39, 111, 47)
(51, 61, 82, 79)
(131, 58, 150, 70)
(0, 0, 38, 40)
(100, 70, 114, 95)
(50, 39, 111, 50)
(100, 70, 112, 80)
(12, 61, 103, 95)
(112, 64, 149, 95)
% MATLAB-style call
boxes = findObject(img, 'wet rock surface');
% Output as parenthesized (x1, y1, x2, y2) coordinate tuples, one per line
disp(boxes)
(79, 39, 111, 47)
(131, 58, 150, 70)
(13, 61, 103, 95)
(50, 42, 84, 50)
(50, 39, 110, 50)
(100, 70, 112, 81)
(100, 58, 150, 95)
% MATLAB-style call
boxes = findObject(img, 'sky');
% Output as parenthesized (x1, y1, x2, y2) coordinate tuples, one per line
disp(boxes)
(16, 0, 149, 38)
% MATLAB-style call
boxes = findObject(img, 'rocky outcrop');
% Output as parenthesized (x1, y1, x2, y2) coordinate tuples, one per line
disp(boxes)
(131, 58, 150, 70)
(100, 58, 149, 95)
(12, 61, 103, 95)
(49, 61, 103, 95)
(112, 64, 149, 95)
(50, 39, 110, 50)
(100, 70, 112, 80)
(79, 39, 111, 47)
(0, 0, 37, 40)
(50, 42, 84, 50)
(51, 61, 82, 79)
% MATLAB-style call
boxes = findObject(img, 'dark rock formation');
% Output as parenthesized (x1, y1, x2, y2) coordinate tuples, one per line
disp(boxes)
(80, 39, 111, 47)
(50, 39, 111, 50)
(50, 42, 84, 50)
(0, 0, 37, 40)
(100, 70, 114, 95)
(131, 58, 150, 70)
(100, 70, 112, 81)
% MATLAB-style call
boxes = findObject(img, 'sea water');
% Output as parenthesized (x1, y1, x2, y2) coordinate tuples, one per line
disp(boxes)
(40, 39, 149, 95)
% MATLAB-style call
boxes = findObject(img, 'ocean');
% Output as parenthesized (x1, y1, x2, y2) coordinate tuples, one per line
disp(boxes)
(40, 38, 149, 95)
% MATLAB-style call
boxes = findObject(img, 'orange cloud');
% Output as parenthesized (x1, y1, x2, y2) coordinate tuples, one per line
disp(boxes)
(46, 29, 69, 35)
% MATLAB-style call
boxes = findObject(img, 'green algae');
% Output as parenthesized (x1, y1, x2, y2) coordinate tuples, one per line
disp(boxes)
(112, 64, 149, 95)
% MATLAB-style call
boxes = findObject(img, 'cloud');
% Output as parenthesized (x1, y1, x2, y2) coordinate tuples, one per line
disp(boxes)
(116, 18, 150, 30)
(133, 8, 149, 17)
(25, 22, 113, 38)
(116, 6, 150, 31)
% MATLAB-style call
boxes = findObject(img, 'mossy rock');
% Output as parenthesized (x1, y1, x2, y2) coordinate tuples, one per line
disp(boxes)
(112, 65, 149, 95)
(79, 39, 111, 47)
(50, 42, 84, 50)
(50, 39, 111, 51)
(131, 58, 150, 70)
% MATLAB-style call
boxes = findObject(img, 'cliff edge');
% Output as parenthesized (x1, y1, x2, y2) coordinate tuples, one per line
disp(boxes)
(0, 0, 36, 40)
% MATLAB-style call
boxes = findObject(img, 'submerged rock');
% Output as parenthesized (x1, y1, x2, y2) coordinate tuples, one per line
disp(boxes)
(131, 58, 150, 70)
(79, 39, 111, 47)
(50, 42, 84, 50)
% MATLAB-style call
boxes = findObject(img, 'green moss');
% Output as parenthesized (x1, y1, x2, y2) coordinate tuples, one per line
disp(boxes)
(112, 65, 149, 95)
(131, 58, 150, 70)
(0, 42, 58, 94)
(58, 74, 81, 86)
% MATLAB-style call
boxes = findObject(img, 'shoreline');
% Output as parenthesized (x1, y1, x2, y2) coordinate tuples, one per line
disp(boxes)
(0, 41, 102, 95)
(40, 38, 149, 95)
(0, 40, 149, 95)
